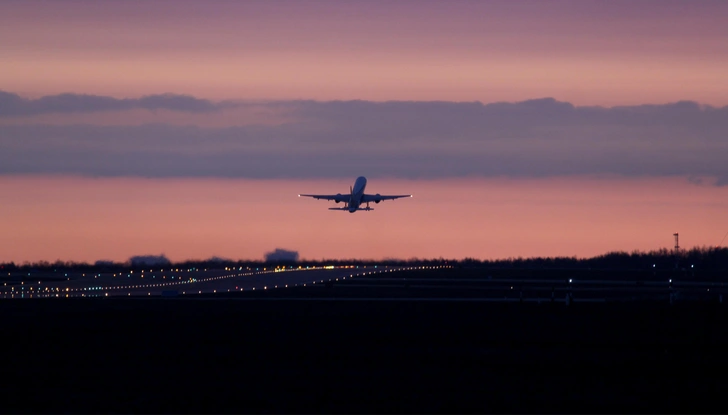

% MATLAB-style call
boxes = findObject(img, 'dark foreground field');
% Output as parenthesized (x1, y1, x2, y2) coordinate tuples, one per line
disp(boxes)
(3, 294, 728, 414)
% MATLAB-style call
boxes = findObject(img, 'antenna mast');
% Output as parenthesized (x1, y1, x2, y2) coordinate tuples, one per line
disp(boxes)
(674, 233, 679, 252)
(673, 233, 680, 269)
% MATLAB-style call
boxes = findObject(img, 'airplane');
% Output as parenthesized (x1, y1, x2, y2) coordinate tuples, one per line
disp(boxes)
(299, 176, 411, 213)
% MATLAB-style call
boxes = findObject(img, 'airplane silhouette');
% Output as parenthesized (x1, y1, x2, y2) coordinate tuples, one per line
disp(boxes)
(299, 176, 411, 213)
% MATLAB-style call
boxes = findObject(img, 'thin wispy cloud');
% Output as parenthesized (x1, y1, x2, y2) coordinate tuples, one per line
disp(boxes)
(2, 92, 727, 183)
(0, 90, 238, 116)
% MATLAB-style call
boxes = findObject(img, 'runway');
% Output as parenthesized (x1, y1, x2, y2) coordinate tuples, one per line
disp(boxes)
(4, 265, 726, 304)
(0, 265, 417, 299)
(4, 265, 728, 413)
(189, 267, 728, 305)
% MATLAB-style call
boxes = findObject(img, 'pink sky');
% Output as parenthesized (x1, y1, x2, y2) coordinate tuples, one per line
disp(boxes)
(2, 1, 727, 263)
(2, 176, 726, 263)
(2, 0, 727, 105)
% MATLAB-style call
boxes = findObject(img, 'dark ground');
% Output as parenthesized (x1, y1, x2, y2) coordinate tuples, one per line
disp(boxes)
(3, 297, 728, 414)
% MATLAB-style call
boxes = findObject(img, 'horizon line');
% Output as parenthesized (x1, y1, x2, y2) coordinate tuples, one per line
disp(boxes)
(3, 245, 725, 267)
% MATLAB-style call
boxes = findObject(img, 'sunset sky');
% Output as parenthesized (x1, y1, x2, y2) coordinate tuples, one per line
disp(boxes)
(2, 0, 728, 263)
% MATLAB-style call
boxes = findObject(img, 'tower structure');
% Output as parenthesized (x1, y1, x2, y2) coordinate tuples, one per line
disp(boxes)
(674, 233, 679, 252)
(673, 233, 680, 269)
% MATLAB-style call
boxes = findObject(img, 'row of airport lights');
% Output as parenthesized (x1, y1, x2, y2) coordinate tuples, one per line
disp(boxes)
(0, 265, 313, 296)
(1, 265, 451, 298)
(0, 265, 326, 297)
(1, 267, 216, 293)
(11, 266, 714, 299)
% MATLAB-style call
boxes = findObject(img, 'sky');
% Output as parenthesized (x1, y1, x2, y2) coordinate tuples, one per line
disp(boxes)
(2, 0, 728, 263)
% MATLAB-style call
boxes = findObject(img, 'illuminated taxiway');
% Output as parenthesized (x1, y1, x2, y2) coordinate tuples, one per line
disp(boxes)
(0, 265, 418, 299)
(4, 265, 722, 304)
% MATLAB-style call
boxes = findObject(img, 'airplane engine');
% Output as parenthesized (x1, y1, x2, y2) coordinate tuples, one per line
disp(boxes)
(335, 193, 343, 203)
(375, 194, 381, 204)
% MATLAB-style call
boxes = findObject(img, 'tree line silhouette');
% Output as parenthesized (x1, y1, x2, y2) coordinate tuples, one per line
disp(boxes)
(2, 246, 726, 272)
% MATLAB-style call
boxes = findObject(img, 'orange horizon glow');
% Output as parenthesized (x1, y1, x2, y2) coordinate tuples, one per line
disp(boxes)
(2, 175, 726, 264)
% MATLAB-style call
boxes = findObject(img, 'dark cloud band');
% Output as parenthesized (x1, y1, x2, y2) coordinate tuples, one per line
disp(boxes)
(0, 91, 235, 116)
(1, 92, 727, 183)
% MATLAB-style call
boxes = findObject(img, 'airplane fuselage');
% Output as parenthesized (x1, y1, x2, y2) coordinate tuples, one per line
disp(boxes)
(347, 176, 367, 212)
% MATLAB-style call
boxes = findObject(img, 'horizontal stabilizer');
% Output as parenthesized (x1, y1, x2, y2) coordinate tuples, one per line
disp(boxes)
(327, 207, 374, 211)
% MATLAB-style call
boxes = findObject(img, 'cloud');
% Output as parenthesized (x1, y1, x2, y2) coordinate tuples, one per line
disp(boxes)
(205, 256, 233, 263)
(2, 92, 728, 183)
(0, 90, 236, 116)
(264, 248, 299, 262)
(129, 254, 172, 266)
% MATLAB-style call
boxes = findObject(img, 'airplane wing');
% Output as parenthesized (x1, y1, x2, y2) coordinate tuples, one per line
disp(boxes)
(361, 194, 412, 203)
(299, 194, 348, 201)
